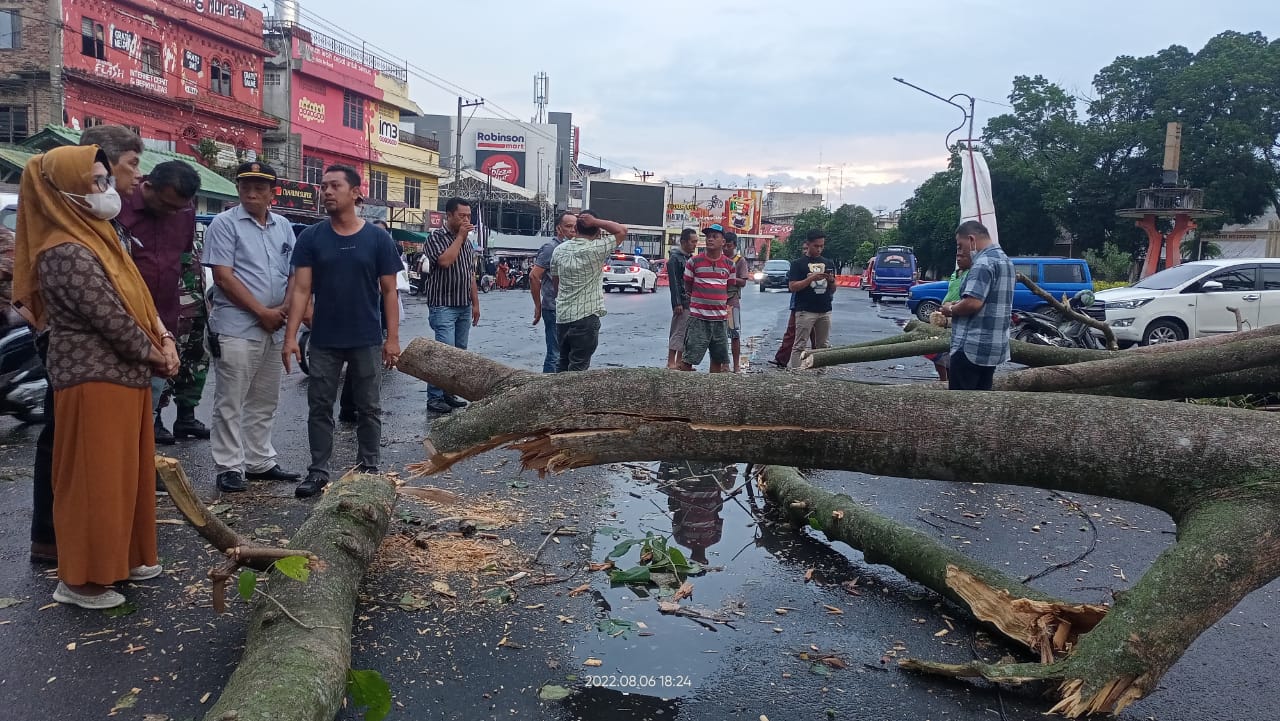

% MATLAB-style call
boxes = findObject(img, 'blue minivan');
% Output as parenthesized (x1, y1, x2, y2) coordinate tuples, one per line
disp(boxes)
(907, 256, 1094, 322)
(867, 245, 918, 302)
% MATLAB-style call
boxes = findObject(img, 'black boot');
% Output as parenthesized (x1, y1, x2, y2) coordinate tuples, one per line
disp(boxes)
(172, 405, 211, 440)
(154, 413, 176, 446)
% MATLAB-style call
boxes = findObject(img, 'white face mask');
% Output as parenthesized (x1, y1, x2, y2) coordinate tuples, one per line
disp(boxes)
(63, 186, 122, 221)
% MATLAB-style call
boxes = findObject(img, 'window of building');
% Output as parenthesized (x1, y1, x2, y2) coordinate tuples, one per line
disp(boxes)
(123, 124, 140, 136)
(82, 116, 104, 129)
(0, 106, 28, 143)
(403, 177, 421, 209)
(303, 156, 324, 185)
(264, 72, 281, 86)
(342, 90, 363, 130)
(0, 10, 22, 49)
(80, 17, 105, 59)
(141, 39, 162, 77)
(210, 59, 233, 96)
(369, 170, 388, 202)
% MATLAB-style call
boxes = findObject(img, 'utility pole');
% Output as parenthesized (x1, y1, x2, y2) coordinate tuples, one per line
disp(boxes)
(633, 168, 653, 182)
(455, 96, 484, 187)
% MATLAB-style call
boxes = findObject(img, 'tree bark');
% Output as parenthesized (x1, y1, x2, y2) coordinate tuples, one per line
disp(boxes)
(204, 473, 396, 721)
(397, 339, 1280, 716)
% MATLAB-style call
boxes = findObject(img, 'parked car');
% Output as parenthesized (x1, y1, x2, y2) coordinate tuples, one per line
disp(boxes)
(907, 256, 1094, 322)
(1092, 258, 1280, 345)
(866, 245, 918, 303)
(756, 259, 791, 291)
(603, 255, 658, 293)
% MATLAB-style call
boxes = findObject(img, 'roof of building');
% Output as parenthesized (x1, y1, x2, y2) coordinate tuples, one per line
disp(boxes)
(22, 126, 238, 200)
(440, 168, 537, 200)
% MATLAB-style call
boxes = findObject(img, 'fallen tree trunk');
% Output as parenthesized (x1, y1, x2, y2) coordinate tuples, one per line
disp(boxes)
(205, 473, 396, 721)
(398, 339, 1280, 716)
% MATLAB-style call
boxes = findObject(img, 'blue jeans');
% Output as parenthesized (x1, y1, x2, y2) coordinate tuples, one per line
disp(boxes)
(541, 307, 558, 373)
(428, 305, 471, 400)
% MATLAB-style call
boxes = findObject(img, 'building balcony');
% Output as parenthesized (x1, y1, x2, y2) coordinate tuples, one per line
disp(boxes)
(264, 18, 407, 84)
(1136, 187, 1205, 211)
(398, 130, 438, 152)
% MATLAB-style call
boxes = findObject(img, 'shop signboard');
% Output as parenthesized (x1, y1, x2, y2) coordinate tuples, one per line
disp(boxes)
(475, 130, 525, 186)
(272, 179, 320, 212)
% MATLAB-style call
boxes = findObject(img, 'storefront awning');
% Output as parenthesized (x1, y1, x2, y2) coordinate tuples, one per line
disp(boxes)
(391, 228, 431, 243)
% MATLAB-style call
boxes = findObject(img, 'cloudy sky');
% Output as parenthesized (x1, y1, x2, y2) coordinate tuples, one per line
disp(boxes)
(298, 0, 1276, 211)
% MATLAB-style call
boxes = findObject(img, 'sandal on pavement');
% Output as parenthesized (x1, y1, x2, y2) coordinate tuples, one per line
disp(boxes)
(52, 582, 125, 610)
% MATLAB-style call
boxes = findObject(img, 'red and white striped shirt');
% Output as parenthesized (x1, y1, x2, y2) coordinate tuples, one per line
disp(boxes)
(683, 253, 736, 321)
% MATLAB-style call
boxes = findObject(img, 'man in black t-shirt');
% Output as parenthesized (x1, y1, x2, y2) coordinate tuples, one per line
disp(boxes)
(282, 165, 403, 498)
(786, 229, 836, 368)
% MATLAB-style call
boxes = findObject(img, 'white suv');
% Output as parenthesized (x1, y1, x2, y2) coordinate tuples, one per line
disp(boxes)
(1093, 258, 1280, 345)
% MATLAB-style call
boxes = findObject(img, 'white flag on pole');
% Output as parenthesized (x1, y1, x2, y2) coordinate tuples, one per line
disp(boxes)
(959, 144, 999, 246)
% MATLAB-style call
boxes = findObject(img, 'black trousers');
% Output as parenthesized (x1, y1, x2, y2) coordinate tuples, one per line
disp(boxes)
(32, 334, 55, 546)
(556, 315, 601, 372)
(947, 350, 996, 391)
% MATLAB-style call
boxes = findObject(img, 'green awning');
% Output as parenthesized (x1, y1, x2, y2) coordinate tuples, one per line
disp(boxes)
(22, 125, 238, 200)
(0, 145, 38, 174)
(391, 228, 430, 243)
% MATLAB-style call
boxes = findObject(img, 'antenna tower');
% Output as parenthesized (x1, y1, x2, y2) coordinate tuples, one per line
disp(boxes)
(533, 72, 549, 124)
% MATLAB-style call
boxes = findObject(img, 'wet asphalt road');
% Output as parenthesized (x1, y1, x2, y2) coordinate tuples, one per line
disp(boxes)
(0, 284, 1276, 721)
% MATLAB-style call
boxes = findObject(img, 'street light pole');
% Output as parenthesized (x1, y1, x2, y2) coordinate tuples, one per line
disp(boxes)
(892, 77, 975, 150)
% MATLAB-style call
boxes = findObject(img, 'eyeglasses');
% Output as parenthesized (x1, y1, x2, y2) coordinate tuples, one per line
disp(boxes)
(91, 175, 115, 193)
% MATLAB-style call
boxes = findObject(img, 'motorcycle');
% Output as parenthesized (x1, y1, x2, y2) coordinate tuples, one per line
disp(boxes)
(407, 268, 424, 296)
(0, 325, 48, 424)
(505, 268, 529, 290)
(1011, 290, 1104, 350)
(478, 274, 495, 293)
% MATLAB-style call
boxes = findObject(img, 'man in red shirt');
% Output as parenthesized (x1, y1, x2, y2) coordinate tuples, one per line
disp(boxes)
(679, 224, 739, 373)
(116, 161, 202, 444)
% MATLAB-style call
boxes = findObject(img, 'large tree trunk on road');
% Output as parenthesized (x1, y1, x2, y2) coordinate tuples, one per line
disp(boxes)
(205, 473, 396, 721)
(398, 338, 1280, 716)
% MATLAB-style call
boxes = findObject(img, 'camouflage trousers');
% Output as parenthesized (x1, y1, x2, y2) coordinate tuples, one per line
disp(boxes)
(159, 312, 210, 411)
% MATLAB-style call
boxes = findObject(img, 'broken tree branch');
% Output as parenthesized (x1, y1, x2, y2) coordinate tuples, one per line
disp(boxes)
(204, 472, 396, 721)
(1017, 272, 1118, 350)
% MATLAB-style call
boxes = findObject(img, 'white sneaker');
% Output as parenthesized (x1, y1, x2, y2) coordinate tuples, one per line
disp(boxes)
(53, 582, 125, 610)
(128, 564, 163, 581)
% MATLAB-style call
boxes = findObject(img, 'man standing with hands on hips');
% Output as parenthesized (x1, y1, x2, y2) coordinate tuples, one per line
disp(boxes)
(422, 197, 480, 413)
(786, 229, 837, 368)
(940, 220, 1014, 391)
(283, 165, 403, 498)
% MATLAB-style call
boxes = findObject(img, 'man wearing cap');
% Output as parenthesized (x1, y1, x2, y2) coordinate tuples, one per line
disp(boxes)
(680, 224, 736, 373)
(722, 231, 750, 373)
(202, 162, 301, 493)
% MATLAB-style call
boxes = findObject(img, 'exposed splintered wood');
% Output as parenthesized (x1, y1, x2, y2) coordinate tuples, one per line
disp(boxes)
(397, 338, 1280, 716)
(204, 473, 396, 721)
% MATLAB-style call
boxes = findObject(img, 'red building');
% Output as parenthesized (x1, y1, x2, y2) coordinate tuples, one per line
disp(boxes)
(60, 0, 276, 158)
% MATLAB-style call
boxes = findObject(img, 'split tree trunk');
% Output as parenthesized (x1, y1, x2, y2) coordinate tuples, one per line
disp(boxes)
(398, 338, 1280, 716)
(204, 473, 396, 721)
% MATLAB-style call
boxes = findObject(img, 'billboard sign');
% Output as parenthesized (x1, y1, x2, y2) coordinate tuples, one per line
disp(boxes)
(586, 180, 666, 228)
(475, 131, 525, 152)
(477, 150, 525, 186)
(666, 185, 762, 234)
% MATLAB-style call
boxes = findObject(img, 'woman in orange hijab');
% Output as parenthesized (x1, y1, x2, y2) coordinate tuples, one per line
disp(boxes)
(13, 145, 179, 609)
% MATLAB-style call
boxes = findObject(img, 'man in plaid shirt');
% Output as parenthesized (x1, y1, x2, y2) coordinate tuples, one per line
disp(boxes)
(940, 221, 1014, 390)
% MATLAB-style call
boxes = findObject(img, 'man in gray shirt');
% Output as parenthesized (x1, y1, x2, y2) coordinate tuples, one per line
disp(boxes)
(202, 162, 301, 492)
(529, 211, 576, 373)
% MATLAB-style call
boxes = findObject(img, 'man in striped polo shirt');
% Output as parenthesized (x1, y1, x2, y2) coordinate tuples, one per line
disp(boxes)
(679, 224, 738, 373)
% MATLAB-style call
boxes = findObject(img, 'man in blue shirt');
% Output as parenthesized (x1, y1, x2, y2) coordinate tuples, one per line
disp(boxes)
(940, 220, 1015, 390)
(283, 165, 403, 497)
(529, 211, 577, 373)
(203, 162, 300, 493)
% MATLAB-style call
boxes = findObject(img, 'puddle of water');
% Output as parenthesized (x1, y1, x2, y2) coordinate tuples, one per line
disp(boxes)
(571, 462, 863, 701)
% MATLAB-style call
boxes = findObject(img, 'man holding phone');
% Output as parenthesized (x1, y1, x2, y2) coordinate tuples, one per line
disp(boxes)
(786, 229, 837, 368)
(422, 197, 481, 414)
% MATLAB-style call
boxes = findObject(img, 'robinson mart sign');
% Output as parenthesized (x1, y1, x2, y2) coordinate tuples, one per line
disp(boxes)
(475, 131, 525, 152)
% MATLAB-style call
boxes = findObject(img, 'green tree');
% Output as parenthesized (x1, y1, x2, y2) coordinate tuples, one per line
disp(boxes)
(853, 240, 876, 268)
(1081, 242, 1134, 282)
(825, 204, 877, 268)
(897, 165, 961, 278)
(786, 206, 831, 259)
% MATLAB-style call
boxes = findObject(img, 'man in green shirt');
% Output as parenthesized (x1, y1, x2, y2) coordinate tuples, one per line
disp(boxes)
(928, 245, 972, 381)
(549, 210, 627, 371)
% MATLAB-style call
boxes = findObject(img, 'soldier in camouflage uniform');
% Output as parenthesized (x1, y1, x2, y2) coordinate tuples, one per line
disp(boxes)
(157, 234, 212, 440)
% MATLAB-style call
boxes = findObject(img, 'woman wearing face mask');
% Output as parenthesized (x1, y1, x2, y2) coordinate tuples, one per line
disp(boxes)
(13, 145, 179, 609)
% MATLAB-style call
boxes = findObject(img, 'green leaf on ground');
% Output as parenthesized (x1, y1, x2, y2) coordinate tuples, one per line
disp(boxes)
(274, 556, 311, 583)
(346, 669, 392, 721)
(481, 587, 515, 604)
(0, 597, 23, 609)
(509, 480, 529, 489)
(398, 592, 430, 611)
(538, 684, 573, 701)
(607, 539, 645, 559)
(237, 571, 258, 601)
(109, 688, 139, 713)
(596, 618, 638, 638)
(608, 566, 651, 585)
(809, 663, 832, 677)
(667, 546, 689, 569)
(102, 602, 138, 618)
(808, 516, 822, 531)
